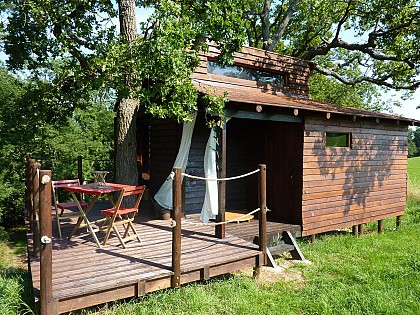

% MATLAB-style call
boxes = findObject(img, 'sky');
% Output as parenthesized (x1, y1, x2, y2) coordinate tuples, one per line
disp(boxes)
(388, 90, 419, 121)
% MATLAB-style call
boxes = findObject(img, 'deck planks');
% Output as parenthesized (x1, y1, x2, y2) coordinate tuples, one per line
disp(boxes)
(27, 202, 262, 313)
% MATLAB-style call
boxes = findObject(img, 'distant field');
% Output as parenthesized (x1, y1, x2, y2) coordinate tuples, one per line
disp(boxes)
(408, 156, 420, 181)
(408, 157, 420, 198)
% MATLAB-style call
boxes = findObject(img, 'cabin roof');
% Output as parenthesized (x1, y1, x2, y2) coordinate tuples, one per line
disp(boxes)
(193, 79, 419, 125)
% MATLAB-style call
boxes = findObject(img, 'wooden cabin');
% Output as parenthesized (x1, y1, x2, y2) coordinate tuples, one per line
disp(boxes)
(137, 44, 418, 237)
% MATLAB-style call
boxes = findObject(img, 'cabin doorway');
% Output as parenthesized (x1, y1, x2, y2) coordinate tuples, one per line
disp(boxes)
(226, 118, 303, 225)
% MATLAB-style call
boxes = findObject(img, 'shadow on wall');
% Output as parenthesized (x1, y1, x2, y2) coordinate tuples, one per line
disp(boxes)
(310, 124, 407, 215)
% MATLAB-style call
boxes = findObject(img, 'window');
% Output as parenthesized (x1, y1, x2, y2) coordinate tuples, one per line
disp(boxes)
(326, 132, 351, 147)
(207, 61, 286, 86)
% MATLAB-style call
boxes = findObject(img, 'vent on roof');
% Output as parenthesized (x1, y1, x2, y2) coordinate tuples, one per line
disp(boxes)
(207, 61, 287, 87)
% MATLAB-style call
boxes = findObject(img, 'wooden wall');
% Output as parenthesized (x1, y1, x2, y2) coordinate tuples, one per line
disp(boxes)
(301, 115, 408, 236)
(137, 117, 181, 196)
(192, 43, 312, 98)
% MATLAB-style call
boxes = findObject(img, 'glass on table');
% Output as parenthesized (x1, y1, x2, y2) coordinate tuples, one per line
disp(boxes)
(93, 171, 109, 187)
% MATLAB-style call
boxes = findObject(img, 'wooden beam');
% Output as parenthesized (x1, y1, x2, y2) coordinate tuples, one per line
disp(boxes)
(78, 156, 83, 185)
(32, 163, 41, 258)
(378, 220, 384, 234)
(216, 120, 226, 239)
(396, 215, 402, 229)
(352, 225, 359, 237)
(25, 158, 36, 232)
(171, 167, 182, 288)
(259, 164, 267, 264)
(358, 223, 364, 236)
(310, 234, 316, 244)
(39, 170, 55, 315)
(223, 109, 302, 123)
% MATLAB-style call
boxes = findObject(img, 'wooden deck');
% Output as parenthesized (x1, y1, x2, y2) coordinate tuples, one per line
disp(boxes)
(27, 201, 262, 314)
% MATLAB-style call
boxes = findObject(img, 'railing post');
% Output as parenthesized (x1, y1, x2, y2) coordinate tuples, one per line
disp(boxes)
(255, 164, 267, 278)
(352, 225, 359, 237)
(77, 156, 83, 184)
(216, 121, 226, 239)
(358, 223, 364, 236)
(32, 163, 41, 257)
(25, 158, 36, 232)
(259, 164, 267, 265)
(171, 167, 182, 288)
(39, 170, 56, 315)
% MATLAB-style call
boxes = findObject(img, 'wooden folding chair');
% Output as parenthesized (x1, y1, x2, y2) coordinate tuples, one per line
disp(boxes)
(52, 179, 88, 238)
(101, 185, 146, 248)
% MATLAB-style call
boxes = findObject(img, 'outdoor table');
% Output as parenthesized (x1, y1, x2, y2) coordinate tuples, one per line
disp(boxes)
(64, 183, 133, 248)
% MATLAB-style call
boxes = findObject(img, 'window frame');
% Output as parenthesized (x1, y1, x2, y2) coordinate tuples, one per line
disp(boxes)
(325, 132, 352, 148)
(207, 60, 289, 88)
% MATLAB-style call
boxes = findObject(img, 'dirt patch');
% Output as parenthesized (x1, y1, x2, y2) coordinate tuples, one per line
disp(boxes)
(233, 258, 306, 287)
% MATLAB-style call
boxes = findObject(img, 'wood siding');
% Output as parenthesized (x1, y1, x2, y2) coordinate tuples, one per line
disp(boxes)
(138, 118, 181, 196)
(301, 116, 408, 236)
(193, 43, 312, 98)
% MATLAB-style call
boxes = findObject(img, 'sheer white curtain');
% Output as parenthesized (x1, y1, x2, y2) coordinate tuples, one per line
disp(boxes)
(154, 113, 197, 210)
(200, 128, 218, 222)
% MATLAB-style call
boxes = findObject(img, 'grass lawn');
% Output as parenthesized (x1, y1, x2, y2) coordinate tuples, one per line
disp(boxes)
(0, 159, 419, 314)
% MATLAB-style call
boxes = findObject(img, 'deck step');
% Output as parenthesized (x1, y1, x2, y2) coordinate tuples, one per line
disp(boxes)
(268, 244, 295, 255)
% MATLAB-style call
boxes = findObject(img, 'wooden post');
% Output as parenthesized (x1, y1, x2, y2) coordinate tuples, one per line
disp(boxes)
(25, 158, 36, 232)
(216, 121, 226, 239)
(310, 234, 316, 244)
(77, 156, 83, 184)
(171, 167, 182, 288)
(32, 163, 41, 258)
(352, 225, 358, 237)
(378, 220, 383, 234)
(358, 224, 364, 236)
(396, 216, 402, 229)
(39, 170, 55, 315)
(255, 164, 267, 279)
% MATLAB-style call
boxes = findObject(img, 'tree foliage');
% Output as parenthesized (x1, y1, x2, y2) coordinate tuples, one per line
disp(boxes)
(244, 0, 419, 92)
(2, 0, 247, 122)
(0, 67, 114, 227)
(241, 0, 420, 111)
(409, 128, 420, 158)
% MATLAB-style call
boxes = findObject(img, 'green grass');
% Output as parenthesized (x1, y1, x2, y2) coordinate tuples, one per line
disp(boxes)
(77, 222, 419, 315)
(0, 159, 419, 314)
(0, 228, 34, 315)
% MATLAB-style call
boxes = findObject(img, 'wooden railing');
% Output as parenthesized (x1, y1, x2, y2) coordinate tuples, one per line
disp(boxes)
(170, 164, 268, 286)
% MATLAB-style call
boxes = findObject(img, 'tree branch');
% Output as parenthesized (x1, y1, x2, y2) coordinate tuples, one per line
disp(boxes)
(367, 10, 420, 45)
(67, 31, 96, 51)
(267, 0, 299, 51)
(314, 63, 420, 90)
(333, 0, 353, 42)
(302, 37, 415, 69)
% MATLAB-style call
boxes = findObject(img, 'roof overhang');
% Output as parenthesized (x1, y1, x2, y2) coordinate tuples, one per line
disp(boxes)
(193, 79, 419, 126)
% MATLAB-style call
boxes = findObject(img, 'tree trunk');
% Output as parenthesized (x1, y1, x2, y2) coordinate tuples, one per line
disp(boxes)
(115, 98, 139, 185)
(115, 0, 139, 185)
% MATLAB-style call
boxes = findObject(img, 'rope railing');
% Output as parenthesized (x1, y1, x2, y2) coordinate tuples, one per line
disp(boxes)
(170, 207, 270, 228)
(167, 168, 260, 182)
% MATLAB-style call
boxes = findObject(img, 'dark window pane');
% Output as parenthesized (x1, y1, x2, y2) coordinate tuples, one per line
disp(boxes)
(207, 61, 286, 86)
(326, 132, 350, 147)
